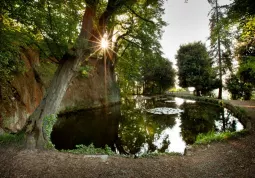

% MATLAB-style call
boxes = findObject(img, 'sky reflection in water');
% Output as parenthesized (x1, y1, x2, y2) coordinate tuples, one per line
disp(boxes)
(51, 97, 243, 155)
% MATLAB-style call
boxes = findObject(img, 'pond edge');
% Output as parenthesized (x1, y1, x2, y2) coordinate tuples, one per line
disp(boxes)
(165, 94, 252, 131)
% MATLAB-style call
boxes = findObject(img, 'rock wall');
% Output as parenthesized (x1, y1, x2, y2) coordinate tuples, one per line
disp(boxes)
(0, 48, 44, 132)
(0, 51, 120, 133)
(60, 58, 120, 112)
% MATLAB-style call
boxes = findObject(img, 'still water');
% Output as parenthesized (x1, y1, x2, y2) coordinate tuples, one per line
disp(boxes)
(51, 96, 243, 155)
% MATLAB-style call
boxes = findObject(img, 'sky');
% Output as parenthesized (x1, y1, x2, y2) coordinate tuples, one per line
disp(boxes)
(160, 0, 231, 64)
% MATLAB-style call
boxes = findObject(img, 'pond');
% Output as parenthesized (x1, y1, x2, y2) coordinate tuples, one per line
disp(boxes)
(51, 96, 243, 155)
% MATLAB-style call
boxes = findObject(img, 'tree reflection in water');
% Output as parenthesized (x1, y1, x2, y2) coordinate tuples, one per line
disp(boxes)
(51, 96, 243, 155)
(179, 101, 242, 144)
(118, 98, 176, 155)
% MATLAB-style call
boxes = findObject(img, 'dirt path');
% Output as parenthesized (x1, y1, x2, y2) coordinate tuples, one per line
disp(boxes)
(0, 100, 255, 178)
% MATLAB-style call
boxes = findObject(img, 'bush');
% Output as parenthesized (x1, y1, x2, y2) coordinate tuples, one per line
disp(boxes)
(43, 114, 57, 149)
(63, 144, 115, 155)
(0, 132, 25, 145)
(226, 74, 253, 100)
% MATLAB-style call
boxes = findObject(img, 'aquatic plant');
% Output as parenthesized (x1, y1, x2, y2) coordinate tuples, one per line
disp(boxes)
(146, 107, 184, 115)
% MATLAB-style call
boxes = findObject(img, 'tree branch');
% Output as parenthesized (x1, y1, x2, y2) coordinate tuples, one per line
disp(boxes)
(124, 5, 155, 24)
(123, 38, 145, 50)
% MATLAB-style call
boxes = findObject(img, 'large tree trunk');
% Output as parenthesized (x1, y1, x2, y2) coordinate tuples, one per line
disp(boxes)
(25, 0, 133, 148)
(26, 56, 80, 148)
(216, 0, 222, 99)
(60, 57, 120, 111)
(25, 5, 97, 149)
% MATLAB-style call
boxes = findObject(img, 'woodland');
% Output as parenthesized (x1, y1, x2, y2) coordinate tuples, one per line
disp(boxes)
(0, 0, 255, 151)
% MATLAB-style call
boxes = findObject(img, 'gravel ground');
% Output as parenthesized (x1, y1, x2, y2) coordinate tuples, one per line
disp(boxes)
(0, 100, 255, 178)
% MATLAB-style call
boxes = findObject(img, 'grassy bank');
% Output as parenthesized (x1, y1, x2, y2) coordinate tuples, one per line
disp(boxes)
(195, 130, 248, 145)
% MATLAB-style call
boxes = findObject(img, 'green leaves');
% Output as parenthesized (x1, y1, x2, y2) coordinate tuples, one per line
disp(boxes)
(1, 0, 85, 60)
(0, 15, 31, 81)
(43, 114, 57, 149)
(176, 41, 217, 94)
(228, 0, 255, 17)
(63, 143, 115, 155)
(114, 0, 168, 95)
(142, 58, 175, 94)
(79, 65, 94, 78)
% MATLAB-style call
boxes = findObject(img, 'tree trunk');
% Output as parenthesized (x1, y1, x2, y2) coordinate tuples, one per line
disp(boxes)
(195, 90, 201, 96)
(60, 57, 120, 111)
(26, 56, 79, 148)
(25, 5, 97, 149)
(216, 0, 222, 99)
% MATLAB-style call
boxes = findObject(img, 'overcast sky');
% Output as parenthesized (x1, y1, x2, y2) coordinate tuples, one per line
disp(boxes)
(160, 0, 231, 64)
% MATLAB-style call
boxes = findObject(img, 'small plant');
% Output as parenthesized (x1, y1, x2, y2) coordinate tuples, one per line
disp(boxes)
(62, 143, 115, 155)
(140, 152, 182, 158)
(0, 132, 25, 145)
(79, 65, 94, 77)
(236, 107, 246, 114)
(169, 88, 186, 92)
(43, 114, 57, 149)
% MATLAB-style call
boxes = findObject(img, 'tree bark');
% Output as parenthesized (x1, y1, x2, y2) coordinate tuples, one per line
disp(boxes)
(25, 5, 97, 149)
(195, 89, 201, 96)
(216, 0, 222, 99)
(25, 0, 133, 149)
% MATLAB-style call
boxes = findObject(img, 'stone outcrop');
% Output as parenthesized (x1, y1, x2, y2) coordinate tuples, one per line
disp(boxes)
(0, 50, 120, 133)
(60, 58, 120, 112)
(0, 48, 44, 132)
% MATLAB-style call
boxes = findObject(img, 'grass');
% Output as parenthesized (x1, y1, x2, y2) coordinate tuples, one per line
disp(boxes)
(62, 143, 183, 158)
(195, 130, 248, 145)
(140, 152, 182, 158)
(0, 132, 25, 146)
(62, 144, 115, 155)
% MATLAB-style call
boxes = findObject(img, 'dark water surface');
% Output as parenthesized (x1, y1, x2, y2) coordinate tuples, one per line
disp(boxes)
(51, 96, 243, 155)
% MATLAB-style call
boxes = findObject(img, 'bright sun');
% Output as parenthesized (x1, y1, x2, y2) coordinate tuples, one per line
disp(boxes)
(101, 34, 109, 49)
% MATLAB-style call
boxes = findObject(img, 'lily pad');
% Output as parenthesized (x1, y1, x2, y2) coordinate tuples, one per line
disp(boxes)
(165, 100, 176, 103)
(146, 107, 184, 115)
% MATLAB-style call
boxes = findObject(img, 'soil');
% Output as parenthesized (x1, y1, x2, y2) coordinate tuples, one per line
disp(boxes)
(0, 100, 255, 178)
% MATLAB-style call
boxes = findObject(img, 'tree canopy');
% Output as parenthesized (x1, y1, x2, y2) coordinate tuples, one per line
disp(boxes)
(0, 0, 175, 147)
(176, 41, 218, 96)
(216, 0, 255, 99)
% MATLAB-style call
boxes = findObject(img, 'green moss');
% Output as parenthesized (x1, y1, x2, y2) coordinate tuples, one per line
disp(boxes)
(2, 116, 12, 129)
(43, 114, 57, 149)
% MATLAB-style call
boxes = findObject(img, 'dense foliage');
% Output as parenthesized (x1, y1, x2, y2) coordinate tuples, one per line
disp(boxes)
(114, 1, 175, 95)
(0, 0, 173, 96)
(176, 41, 218, 96)
(206, 0, 255, 100)
(142, 58, 175, 94)
(0, 0, 175, 147)
(220, 0, 255, 99)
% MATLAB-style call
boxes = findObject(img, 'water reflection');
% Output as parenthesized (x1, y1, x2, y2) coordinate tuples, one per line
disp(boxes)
(51, 106, 120, 150)
(51, 97, 243, 155)
(180, 102, 219, 144)
(118, 98, 177, 155)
